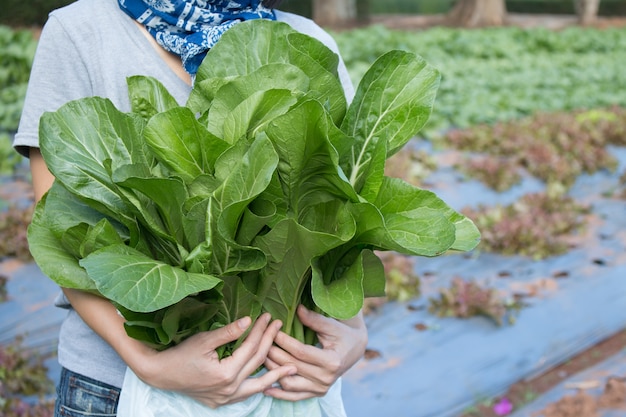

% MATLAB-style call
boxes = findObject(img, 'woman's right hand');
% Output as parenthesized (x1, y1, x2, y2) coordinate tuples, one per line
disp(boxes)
(131, 313, 297, 409)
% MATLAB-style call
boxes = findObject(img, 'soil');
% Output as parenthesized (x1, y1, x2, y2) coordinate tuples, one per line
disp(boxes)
(458, 329, 626, 417)
(532, 376, 626, 417)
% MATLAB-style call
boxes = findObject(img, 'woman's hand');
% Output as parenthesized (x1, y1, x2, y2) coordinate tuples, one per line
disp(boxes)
(136, 312, 297, 409)
(263, 305, 368, 401)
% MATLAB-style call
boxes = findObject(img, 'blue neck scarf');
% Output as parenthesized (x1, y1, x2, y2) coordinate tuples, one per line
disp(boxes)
(118, 0, 276, 75)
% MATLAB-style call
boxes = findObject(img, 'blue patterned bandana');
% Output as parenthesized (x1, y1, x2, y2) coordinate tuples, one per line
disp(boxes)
(118, 0, 276, 75)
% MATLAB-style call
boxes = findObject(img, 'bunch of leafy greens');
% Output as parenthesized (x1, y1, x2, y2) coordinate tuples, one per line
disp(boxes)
(28, 20, 479, 352)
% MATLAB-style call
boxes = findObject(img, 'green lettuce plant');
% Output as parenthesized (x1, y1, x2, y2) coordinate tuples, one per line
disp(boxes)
(27, 20, 479, 352)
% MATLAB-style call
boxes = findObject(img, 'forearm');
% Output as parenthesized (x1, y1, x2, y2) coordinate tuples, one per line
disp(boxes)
(61, 288, 157, 379)
(31, 148, 158, 381)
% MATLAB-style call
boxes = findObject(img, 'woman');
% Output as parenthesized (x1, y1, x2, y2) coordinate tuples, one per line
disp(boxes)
(14, 0, 368, 415)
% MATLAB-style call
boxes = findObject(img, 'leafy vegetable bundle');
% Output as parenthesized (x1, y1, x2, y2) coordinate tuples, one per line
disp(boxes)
(28, 20, 479, 352)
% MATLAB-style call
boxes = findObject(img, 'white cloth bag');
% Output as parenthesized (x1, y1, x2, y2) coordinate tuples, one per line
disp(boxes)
(117, 367, 347, 417)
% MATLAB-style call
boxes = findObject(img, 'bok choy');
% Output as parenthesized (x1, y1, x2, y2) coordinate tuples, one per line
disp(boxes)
(28, 19, 480, 352)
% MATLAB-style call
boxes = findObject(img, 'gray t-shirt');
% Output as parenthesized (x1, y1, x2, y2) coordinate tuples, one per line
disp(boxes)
(14, 0, 354, 388)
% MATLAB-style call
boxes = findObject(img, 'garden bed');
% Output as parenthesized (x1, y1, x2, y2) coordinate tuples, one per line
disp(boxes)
(2, 14, 626, 417)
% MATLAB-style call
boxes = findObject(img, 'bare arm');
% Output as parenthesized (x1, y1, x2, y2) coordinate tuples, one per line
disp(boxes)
(29, 148, 296, 408)
(30, 149, 54, 202)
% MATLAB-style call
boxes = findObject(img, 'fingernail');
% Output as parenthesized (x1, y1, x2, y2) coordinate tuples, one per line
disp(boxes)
(238, 317, 251, 329)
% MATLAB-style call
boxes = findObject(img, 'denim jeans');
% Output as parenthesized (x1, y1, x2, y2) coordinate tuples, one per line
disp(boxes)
(54, 368, 120, 417)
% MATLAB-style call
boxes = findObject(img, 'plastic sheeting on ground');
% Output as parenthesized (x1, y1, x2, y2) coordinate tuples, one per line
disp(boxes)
(340, 142, 626, 417)
(0, 261, 64, 381)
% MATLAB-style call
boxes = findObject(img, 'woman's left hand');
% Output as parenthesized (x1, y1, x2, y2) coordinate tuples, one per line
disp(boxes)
(263, 305, 368, 401)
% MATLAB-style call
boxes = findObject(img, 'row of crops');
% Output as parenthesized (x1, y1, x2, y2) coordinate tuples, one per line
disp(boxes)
(4, 24, 624, 138)
(333, 24, 626, 137)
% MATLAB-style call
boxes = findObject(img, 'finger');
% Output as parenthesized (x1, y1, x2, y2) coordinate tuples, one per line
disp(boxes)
(226, 313, 271, 360)
(265, 352, 325, 392)
(273, 371, 325, 394)
(237, 364, 297, 399)
(271, 331, 327, 368)
(231, 315, 283, 377)
(263, 356, 323, 395)
(263, 385, 320, 402)
(230, 313, 272, 357)
(204, 316, 252, 348)
(296, 305, 339, 336)
(263, 356, 280, 371)
(267, 345, 328, 385)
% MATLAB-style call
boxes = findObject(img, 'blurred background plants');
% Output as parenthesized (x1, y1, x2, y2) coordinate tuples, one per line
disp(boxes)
(462, 192, 591, 260)
(0, 337, 55, 417)
(444, 107, 626, 192)
(428, 277, 525, 325)
(334, 25, 626, 136)
(0, 26, 36, 134)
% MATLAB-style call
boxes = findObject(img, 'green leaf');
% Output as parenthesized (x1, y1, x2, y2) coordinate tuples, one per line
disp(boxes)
(311, 247, 386, 318)
(215, 276, 262, 328)
(196, 20, 299, 82)
(182, 198, 210, 253)
(451, 217, 482, 252)
(375, 177, 480, 252)
(215, 89, 298, 144)
(118, 294, 222, 350)
(361, 249, 386, 298)
(285, 32, 347, 124)
(113, 166, 189, 247)
(208, 62, 309, 110)
(127, 75, 180, 120)
(70, 219, 125, 259)
(286, 32, 339, 78)
(27, 192, 97, 291)
(264, 100, 359, 215)
(194, 134, 279, 275)
(160, 297, 222, 346)
(339, 51, 441, 197)
(42, 182, 128, 241)
(39, 97, 149, 230)
(197, 20, 346, 124)
(253, 215, 352, 337)
(236, 198, 276, 246)
(311, 251, 365, 320)
(80, 244, 222, 313)
(186, 77, 231, 116)
(144, 107, 230, 183)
